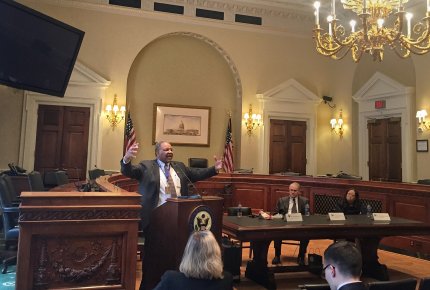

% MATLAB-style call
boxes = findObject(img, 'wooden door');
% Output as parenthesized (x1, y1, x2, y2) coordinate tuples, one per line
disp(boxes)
(269, 119, 306, 174)
(35, 105, 90, 181)
(368, 118, 402, 182)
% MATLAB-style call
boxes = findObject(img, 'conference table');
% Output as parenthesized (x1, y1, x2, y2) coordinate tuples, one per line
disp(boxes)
(222, 215, 430, 290)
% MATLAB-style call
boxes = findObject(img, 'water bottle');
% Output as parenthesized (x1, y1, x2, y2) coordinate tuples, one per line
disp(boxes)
(305, 203, 310, 216)
(237, 202, 242, 218)
(366, 204, 372, 218)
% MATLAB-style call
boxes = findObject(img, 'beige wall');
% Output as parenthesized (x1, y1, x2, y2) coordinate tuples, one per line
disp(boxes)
(0, 85, 23, 170)
(126, 34, 238, 164)
(1, 0, 428, 180)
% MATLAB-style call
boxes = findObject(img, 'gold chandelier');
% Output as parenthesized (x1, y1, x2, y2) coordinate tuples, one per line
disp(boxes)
(312, 0, 430, 62)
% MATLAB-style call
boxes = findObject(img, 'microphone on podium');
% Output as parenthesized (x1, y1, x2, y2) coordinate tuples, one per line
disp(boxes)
(175, 164, 202, 199)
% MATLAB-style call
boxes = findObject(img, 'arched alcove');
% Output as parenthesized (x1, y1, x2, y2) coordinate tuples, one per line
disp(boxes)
(126, 32, 241, 164)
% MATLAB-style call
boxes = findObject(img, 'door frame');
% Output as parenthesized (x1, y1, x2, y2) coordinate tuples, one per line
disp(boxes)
(18, 61, 110, 173)
(257, 79, 319, 176)
(353, 72, 415, 182)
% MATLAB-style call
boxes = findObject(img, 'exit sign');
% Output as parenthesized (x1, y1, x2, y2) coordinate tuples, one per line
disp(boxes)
(375, 100, 386, 109)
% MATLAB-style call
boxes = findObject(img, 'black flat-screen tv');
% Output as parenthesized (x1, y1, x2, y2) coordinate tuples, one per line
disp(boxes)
(0, 0, 85, 97)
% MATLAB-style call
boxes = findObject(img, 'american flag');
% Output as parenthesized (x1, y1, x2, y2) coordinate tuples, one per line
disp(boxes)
(123, 111, 136, 154)
(223, 116, 234, 173)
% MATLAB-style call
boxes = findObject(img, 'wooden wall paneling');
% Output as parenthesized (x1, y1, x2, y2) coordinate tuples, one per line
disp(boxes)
(270, 185, 289, 212)
(390, 195, 428, 222)
(233, 184, 268, 211)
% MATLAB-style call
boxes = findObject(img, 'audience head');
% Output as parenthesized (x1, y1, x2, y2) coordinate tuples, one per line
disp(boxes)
(155, 141, 173, 163)
(323, 241, 362, 290)
(179, 230, 223, 280)
(345, 188, 359, 205)
(289, 182, 301, 198)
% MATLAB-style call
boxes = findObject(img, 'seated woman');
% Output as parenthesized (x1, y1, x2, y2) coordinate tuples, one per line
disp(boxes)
(153, 230, 234, 290)
(336, 188, 366, 215)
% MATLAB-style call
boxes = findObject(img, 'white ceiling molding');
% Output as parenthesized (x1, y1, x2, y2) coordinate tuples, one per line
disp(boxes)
(20, 0, 315, 36)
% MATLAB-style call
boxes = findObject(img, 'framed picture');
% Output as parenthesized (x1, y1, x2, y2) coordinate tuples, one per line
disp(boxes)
(416, 139, 428, 152)
(153, 103, 211, 146)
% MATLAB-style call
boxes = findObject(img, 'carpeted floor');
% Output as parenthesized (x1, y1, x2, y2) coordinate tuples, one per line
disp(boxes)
(0, 265, 16, 289)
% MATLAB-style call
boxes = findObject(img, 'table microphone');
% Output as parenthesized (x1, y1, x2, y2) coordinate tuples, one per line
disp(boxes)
(175, 164, 202, 199)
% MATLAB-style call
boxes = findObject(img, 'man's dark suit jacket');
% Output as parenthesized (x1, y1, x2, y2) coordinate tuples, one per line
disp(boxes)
(338, 281, 368, 290)
(275, 195, 309, 214)
(120, 159, 217, 232)
(153, 270, 233, 290)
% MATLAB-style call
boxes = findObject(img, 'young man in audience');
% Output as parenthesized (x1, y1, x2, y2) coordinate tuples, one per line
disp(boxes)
(323, 241, 367, 290)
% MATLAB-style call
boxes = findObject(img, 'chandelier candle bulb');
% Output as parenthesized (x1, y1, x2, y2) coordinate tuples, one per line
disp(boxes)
(350, 20, 356, 32)
(377, 18, 384, 29)
(314, 1, 320, 26)
(327, 15, 333, 36)
(406, 13, 413, 38)
(332, 0, 335, 16)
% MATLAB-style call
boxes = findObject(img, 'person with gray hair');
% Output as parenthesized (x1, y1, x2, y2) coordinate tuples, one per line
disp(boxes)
(323, 241, 367, 290)
(121, 141, 223, 290)
(153, 230, 233, 290)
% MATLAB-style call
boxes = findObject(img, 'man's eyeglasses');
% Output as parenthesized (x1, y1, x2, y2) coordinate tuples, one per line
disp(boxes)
(321, 264, 334, 279)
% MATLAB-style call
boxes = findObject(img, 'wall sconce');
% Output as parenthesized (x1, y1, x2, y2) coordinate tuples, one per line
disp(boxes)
(416, 109, 429, 133)
(105, 94, 126, 129)
(243, 104, 262, 136)
(330, 109, 344, 138)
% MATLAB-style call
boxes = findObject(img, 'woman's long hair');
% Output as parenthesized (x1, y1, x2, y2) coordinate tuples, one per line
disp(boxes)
(179, 230, 223, 279)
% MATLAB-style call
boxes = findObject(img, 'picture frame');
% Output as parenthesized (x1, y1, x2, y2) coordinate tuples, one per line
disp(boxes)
(416, 139, 428, 152)
(153, 103, 211, 146)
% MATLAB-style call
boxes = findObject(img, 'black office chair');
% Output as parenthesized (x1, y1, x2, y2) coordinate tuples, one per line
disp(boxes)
(298, 284, 331, 290)
(188, 158, 208, 168)
(417, 179, 430, 185)
(226, 207, 253, 258)
(55, 171, 69, 185)
(88, 168, 106, 180)
(419, 277, 430, 290)
(0, 175, 20, 206)
(227, 207, 252, 216)
(367, 278, 417, 290)
(28, 171, 46, 191)
(0, 176, 19, 274)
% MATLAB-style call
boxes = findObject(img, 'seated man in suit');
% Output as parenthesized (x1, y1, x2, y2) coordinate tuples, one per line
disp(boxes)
(323, 241, 367, 290)
(272, 182, 309, 266)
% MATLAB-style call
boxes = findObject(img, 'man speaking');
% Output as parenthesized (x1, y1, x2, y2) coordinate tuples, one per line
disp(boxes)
(121, 141, 223, 289)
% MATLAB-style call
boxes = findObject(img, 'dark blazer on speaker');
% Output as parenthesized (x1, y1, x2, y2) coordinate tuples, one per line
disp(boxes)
(120, 159, 217, 232)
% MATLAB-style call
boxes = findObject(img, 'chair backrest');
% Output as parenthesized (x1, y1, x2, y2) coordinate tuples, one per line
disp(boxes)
(0, 176, 18, 206)
(227, 207, 252, 216)
(88, 168, 106, 180)
(298, 284, 331, 290)
(417, 179, 430, 185)
(28, 171, 45, 191)
(188, 158, 208, 168)
(368, 278, 417, 290)
(44, 171, 57, 187)
(419, 277, 430, 290)
(55, 171, 69, 185)
(0, 177, 19, 233)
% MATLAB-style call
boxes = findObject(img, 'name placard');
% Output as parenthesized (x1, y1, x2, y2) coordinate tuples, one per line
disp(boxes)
(328, 212, 346, 221)
(373, 213, 391, 221)
(286, 213, 303, 222)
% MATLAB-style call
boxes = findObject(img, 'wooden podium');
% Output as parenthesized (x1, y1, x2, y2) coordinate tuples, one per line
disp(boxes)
(16, 191, 141, 290)
(143, 196, 224, 290)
